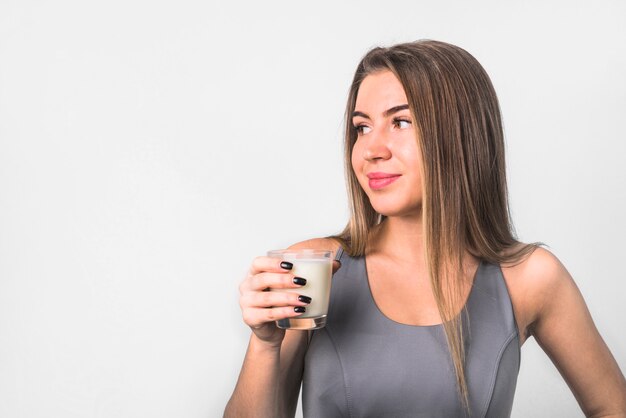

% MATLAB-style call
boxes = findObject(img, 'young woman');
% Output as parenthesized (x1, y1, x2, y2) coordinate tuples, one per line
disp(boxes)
(224, 40, 626, 417)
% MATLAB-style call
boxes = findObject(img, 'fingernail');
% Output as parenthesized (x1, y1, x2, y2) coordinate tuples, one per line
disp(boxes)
(294, 306, 306, 313)
(280, 261, 293, 270)
(298, 295, 312, 304)
(293, 277, 306, 286)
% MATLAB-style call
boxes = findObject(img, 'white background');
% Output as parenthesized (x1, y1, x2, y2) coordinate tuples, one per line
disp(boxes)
(1, 1, 624, 417)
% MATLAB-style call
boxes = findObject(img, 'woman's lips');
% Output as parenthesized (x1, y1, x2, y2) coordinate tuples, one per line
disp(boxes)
(367, 172, 401, 190)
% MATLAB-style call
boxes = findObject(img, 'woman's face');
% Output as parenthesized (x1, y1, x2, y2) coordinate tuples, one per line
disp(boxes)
(351, 70, 423, 218)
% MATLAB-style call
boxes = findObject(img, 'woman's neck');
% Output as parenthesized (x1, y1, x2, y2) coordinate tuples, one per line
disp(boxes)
(367, 213, 426, 266)
(367, 211, 480, 282)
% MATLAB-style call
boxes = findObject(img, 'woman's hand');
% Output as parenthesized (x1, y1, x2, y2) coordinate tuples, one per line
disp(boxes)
(238, 256, 311, 348)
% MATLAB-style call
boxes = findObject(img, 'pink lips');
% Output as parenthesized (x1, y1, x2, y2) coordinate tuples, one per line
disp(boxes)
(367, 172, 401, 190)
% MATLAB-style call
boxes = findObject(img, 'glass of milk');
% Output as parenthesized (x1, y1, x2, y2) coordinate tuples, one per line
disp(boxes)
(267, 249, 333, 330)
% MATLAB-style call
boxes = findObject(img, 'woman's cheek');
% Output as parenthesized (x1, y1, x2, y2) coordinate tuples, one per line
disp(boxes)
(350, 146, 361, 176)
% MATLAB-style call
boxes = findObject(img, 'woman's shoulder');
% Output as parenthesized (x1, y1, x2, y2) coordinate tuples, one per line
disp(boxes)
(499, 245, 576, 342)
(287, 237, 343, 258)
(500, 245, 570, 291)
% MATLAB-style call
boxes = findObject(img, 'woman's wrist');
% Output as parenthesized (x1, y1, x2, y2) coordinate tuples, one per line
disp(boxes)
(249, 332, 284, 354)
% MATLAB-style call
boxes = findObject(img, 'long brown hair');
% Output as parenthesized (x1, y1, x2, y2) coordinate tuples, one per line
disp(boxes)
(332, 40, 538, 410)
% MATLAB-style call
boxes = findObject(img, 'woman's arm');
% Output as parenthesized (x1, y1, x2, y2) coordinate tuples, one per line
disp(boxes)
(524, 249, 626, 417)
(224, 330, 308, 418)
(224, 238, 340, 418)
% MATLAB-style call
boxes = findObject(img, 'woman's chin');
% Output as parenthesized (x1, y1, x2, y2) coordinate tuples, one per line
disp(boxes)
(370, 203, 423, 219)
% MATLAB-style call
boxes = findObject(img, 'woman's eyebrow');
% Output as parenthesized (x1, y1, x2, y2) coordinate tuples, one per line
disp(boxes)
(352, 110, 370, 119)
(352, 104, 409, 119)
(384, 104, 409, 117)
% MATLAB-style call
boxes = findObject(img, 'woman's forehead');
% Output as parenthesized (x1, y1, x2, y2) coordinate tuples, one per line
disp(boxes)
(354, 71, 408, 114)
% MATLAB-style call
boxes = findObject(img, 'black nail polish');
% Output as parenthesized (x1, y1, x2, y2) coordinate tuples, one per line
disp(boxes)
(280, 261, 293, 270)
(292, 277, 307, 286)
(298, 295, 312, 304)
(294, 306, 306, 313)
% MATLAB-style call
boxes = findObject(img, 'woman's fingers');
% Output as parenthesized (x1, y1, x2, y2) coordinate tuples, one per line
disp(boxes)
(239, 265, 311, 329)
(249, 256, 294, 276)
(243, 306, 306, 329)
(242, 255, 338, 292)
(239, 256, 301, 293)
(240, 271, 306, 293)
(241, 289, 311, 309)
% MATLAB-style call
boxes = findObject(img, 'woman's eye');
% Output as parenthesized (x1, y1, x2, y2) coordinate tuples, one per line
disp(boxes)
(393, 118, 412, 129)
(354, 125, 372, 135)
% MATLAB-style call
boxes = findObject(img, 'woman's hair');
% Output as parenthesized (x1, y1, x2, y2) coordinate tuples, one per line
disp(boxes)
(332, 40, 539, 410)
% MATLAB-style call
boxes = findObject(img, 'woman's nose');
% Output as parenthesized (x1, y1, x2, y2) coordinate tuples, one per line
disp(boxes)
(363, 131, 392, 161)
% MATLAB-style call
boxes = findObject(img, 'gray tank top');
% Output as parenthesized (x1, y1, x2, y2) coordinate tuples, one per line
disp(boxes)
(302, 248, 520, 418)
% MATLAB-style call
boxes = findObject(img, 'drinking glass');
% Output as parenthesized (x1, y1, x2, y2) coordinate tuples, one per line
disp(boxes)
(267, 249, 332, 330)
